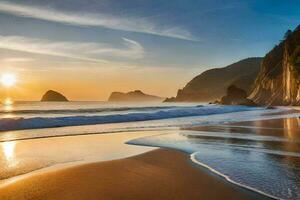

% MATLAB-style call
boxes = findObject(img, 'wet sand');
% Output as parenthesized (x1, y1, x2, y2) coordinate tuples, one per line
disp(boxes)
(0, 131, 158, 181)
(0, 148, 268, 200)
(2, 117, 295, 200)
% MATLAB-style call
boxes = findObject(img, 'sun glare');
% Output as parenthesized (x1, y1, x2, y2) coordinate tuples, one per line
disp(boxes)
(1, 141, 16, 163)
(4, 98, 13, 106)
(1, 73, 16, 87)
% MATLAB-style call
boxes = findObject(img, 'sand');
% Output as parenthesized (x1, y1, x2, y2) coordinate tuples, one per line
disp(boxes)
(0, 131, 158, 181)
(0, 149, 265, 200)
(1, 116, 292, 200)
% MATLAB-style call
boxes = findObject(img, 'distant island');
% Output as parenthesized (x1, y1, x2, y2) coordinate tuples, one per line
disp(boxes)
(108, 90, 163, 102)
(41, 90, 69, 102)
(164, 57, 262, 102)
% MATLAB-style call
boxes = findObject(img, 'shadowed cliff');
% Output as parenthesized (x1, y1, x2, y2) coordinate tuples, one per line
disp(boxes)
(165, 57, 262, 102)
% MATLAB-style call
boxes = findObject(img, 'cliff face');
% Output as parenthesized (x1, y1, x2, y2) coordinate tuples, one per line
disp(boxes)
(165, 57, 262, 102)
(108, 90, 163, 102)
(249, 26, 300, 105)
(41, 90, 68, 102)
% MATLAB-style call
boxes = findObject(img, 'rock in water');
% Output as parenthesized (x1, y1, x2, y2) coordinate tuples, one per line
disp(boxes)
(219, 85, 256, 106)
(249, 25, 300, 105)
(108, 90, 163, 102)
(41, 90, 68, 102)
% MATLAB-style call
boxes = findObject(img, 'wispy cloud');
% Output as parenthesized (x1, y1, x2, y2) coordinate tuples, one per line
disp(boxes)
(2, 57, 35, 62)
(0, 35, 144, 63)
(0, 1, 196, 41)
(89, 38, 144, 59)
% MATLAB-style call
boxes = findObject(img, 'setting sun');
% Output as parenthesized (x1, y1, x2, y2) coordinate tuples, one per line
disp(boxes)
(1, 73, 16, 88)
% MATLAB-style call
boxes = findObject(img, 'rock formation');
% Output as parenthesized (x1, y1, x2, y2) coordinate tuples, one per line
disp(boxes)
(164, 57, 262, 102)
(41, 90, 68, 102)
(108, 90, 163, 102)
(219, 85, 256, 106)
(249, 25, 300, 105)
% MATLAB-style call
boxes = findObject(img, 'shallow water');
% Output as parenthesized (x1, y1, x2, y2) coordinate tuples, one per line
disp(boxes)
(129, 118, 300, 200)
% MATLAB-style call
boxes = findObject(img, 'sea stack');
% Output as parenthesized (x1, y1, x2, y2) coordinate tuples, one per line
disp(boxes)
(41, 90, 68, 102)
(218, 85, 256, 106)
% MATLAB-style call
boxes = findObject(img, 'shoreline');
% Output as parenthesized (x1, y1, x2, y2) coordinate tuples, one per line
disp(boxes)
(2, 115, 298, 199)
(127, 142, 276, 200)
(190, 153, 277, 200)
(0, 131, 158, 183)
(0, 148, 270, 200)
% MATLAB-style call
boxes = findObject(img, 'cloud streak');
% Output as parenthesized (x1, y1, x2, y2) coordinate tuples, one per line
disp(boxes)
(2, 57, 35, 62)
(0, 1, 196, 41)
(0, 35, 144, 63)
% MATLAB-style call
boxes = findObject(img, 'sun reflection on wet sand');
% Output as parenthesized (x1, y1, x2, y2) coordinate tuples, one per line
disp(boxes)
(1, 142, 16, 162)
(283, 117, 300, 140)
(0, 131, 157, 183)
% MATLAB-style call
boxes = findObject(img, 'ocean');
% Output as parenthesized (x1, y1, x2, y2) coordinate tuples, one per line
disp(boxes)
(1, 101, 300, 199)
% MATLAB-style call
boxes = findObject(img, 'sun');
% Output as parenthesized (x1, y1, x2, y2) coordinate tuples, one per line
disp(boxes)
(1, 73, 16, 87)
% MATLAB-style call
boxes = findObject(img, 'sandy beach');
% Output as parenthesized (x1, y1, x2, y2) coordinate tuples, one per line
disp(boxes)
(0, 2, 299, 199)
(1, 117, 298, 199)
(0, 148, 269, 200)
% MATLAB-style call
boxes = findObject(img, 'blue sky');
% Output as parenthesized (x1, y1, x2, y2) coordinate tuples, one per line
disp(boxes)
(0, 0, 299, 100)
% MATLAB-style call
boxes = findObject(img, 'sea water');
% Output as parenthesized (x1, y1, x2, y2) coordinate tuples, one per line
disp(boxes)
(1, 101, 300, 199)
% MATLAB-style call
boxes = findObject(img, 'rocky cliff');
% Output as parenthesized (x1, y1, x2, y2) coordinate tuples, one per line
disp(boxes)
(108, 90, 163, 102)
(165, 57, 262, 102)
(249, 26, 300, 105)
(41, 90, 68, 102)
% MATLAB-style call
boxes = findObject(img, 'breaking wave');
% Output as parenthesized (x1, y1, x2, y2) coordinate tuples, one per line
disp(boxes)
(0, 105, 260, 131)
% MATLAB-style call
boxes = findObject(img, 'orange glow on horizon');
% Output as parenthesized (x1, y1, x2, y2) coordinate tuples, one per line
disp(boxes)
(0, 66, 195, 101)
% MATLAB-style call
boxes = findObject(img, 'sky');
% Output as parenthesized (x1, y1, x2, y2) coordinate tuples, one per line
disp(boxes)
(0, 0, 299, 101)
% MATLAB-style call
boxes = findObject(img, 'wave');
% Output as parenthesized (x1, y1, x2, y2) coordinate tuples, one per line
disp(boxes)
(0, 105, 260, 131)
(0, 105, 177, 115)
